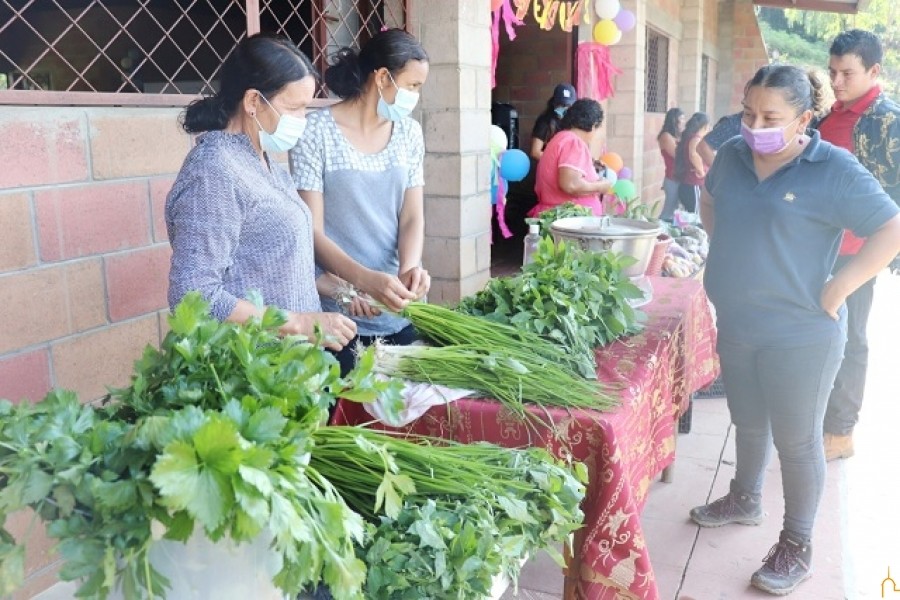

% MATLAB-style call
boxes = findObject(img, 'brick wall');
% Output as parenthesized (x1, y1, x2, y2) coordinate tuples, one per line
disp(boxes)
(715, 0, 769, 117)
(492, 17, 573, 151)
(0, 105, 189, 598)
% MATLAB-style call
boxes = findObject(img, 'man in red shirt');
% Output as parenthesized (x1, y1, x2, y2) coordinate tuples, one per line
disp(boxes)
(816, 30, 900, 461)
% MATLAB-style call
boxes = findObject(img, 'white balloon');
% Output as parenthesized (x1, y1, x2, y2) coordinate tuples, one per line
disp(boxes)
(594, 0, 621, 20)
(489, 125, 508, 154)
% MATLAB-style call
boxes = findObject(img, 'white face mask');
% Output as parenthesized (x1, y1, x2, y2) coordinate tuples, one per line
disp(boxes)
(254, 93, 307, 153)
(377, 71, 419, 122)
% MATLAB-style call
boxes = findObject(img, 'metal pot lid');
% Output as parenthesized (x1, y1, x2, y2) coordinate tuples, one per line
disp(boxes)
(550, 216, 658, 236)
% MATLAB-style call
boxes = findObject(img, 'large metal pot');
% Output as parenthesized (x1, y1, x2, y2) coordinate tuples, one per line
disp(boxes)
(550, 216, 661, 278)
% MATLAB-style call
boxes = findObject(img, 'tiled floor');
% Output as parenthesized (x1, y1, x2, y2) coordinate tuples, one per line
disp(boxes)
(502, 271, 900, 600)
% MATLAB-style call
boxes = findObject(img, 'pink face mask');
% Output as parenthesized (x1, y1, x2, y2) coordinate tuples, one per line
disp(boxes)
(740, 115, 800, 155)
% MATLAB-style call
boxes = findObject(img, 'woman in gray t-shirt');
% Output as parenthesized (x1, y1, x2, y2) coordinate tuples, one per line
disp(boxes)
(291, 29, 430, 373)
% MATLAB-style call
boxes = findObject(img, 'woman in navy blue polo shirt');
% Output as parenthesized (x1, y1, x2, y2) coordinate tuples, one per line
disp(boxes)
(690, 65, 900, 596)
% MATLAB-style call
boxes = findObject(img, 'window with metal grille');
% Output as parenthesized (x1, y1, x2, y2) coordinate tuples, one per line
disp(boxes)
(0, 0, 407, 106)
(644, 27, 668, 114)
(699, 54, 709, 113)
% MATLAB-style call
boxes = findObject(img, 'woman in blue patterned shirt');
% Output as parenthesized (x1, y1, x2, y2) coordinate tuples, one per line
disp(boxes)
(166, 33, 356, 351)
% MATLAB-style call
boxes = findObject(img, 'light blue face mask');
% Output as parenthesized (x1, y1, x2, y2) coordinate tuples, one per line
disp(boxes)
(554, 107, 568, 118)
(377, 71, 420, 122)
(254, 93, 307, 153)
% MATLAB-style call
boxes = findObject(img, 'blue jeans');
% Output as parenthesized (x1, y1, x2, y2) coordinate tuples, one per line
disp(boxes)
(659, 177, 680, 221)
(718, 334, 845, 540)
(823, 254, 876, 435)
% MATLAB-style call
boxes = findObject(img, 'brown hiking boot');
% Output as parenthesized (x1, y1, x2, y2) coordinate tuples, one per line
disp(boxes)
(750, 531, 813, 595)
(689, 480, 763, 528)
(824, 433, 854, 461)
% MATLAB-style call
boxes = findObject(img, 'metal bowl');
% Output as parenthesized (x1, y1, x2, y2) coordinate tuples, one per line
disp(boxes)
(550, 216, 661, 278)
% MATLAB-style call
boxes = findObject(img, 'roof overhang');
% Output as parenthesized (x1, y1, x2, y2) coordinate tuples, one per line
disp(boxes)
(753, 0, 870, 14)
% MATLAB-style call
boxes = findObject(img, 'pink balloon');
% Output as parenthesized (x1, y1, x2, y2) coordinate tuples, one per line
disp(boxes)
(614, 9, 636, 32)
(618, 166, 633, 180)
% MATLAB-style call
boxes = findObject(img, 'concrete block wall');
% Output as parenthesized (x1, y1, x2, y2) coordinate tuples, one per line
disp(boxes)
(0, 106, 188, 598)
(411, 0, 493, 304)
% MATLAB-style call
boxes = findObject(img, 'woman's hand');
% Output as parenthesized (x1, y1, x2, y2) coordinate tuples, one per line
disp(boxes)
(820, 279, 846, 321)
(358, 270, 416, 312)
(280, 311, 357, 351)
(348, 294, 381, 318)
(399, 266, 431, 300)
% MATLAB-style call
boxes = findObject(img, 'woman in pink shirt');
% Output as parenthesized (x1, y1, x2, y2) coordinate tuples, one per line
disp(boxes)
(529, 98, 613, 217)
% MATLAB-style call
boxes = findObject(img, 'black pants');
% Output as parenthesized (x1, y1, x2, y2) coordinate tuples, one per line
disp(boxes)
(331, 323, 419, 377)
(823, 254, 876, 435)
(677, 183, 699, 213)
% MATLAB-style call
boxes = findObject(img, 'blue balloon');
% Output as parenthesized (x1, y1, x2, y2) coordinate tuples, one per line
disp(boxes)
(499, 149, 530, 182)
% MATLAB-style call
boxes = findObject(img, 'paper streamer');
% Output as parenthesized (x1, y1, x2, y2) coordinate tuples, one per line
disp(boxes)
(491, 0, 524, 88)
(495, 174, 513, 239)
(576, 41, 622, 101)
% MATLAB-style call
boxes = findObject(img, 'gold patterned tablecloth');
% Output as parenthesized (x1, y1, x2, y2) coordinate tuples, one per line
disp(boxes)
(332, 277, 719, 600)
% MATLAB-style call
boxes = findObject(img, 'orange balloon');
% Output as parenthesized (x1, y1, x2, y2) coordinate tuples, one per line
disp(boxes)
(601, 152, 624, 173)
(491, 0, 504, 11)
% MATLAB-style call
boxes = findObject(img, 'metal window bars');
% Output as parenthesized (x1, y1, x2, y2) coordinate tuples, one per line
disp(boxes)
(0, 0, 408, 106)
(644, 26, 669, 114)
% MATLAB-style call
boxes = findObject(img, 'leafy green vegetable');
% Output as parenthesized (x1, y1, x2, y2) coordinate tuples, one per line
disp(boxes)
(1, 293, 588, 600)
(310, 427, 586, 599)
(532, 202, 595, 237)
(0, 293, 398, 599)
(458, 237, 645, 378)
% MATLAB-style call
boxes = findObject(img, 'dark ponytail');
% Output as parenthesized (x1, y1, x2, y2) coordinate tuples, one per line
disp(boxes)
(674, 112, 710, 180)
(324, 28, 428, 100)
(324, 48, 365, 99)
(181, 33, 317, 134)
(183, 95, 231, 133)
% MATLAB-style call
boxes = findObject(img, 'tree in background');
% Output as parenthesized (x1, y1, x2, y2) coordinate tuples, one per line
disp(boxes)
(757, 1, 899, 97)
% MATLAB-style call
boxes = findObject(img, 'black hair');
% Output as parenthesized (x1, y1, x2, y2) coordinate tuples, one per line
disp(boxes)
(658, 107, 684, 140)
(674, 112, 710, 180)
(325, 28, 428, 99)
(559, 98, 604, 133)
(746, 64, 820, 115)
(181, 33, 317, 134)
(830, 29, 883, 70)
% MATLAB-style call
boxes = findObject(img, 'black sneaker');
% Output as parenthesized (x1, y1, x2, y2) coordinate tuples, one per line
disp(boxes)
(689, 480, 763, 527)
(750, 531, 813, 595)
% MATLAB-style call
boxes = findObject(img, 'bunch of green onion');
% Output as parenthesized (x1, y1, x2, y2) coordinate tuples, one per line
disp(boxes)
(372, 342, 615, 422)
(402, 301, 598, 381)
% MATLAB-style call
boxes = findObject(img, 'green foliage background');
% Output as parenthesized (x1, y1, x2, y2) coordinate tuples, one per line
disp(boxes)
(757, 2, 900, 98)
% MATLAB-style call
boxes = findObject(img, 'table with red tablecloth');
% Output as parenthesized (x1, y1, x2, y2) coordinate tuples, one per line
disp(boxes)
(331, 276, 719, 600)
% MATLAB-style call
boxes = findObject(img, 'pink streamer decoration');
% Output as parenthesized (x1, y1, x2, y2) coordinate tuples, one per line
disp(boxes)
(495, 175, 513, 239)
(576, 42, 622, 101)
(491, 0, 523, 88)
